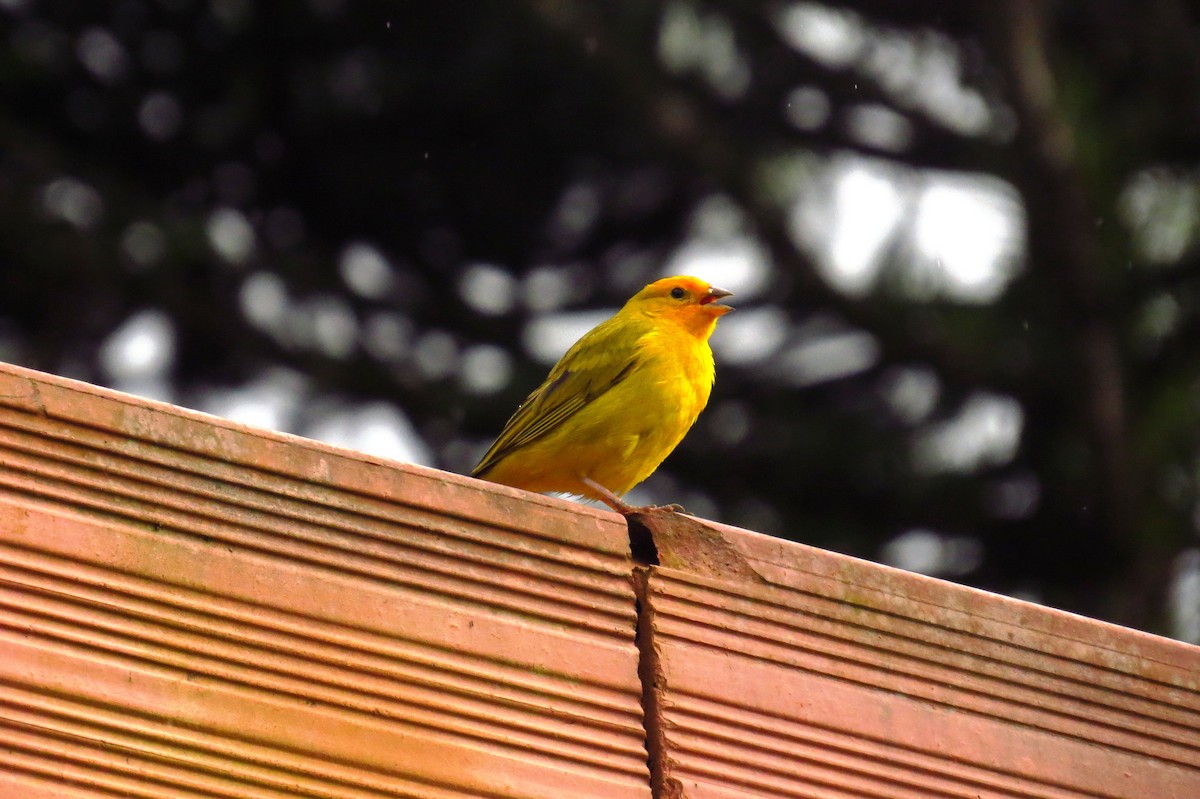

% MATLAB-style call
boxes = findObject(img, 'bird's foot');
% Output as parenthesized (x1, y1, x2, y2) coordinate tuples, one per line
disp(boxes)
(581, 477, 686, 516)
(638, 502, 686, 514)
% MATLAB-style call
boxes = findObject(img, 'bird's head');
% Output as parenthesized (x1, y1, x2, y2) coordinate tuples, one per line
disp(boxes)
(627, 275, 733, 339)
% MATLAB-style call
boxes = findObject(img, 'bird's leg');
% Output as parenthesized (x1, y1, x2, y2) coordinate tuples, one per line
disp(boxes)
(580, 476, 685, 515)
(581, 476, 637, 513)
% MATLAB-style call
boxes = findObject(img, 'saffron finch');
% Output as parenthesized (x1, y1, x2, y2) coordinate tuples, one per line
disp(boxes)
(472, 275, 732, 514)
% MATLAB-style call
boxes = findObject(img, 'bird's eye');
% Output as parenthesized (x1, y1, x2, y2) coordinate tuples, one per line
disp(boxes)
(670, 287, 686, 300)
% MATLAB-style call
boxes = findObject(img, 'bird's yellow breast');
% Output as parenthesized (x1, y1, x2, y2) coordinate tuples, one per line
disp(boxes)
(589, 324, 714, 492)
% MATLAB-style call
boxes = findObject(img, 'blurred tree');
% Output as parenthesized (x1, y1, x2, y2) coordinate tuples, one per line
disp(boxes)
(2, 0, 1199, 637)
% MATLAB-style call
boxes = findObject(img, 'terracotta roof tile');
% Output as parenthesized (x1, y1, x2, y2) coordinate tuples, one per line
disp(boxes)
(0, 363, 649, 799)
(632, 510, 1200, 799)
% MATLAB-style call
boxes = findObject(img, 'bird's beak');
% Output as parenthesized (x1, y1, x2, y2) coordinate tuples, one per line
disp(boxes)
(700, 287, 734, 314)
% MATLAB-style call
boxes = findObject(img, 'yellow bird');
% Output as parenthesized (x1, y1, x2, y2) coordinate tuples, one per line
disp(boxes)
(472, 275, 732, 513)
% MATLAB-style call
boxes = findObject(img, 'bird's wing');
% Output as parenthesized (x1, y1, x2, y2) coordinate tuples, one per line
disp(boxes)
(472, 319, 643, 478)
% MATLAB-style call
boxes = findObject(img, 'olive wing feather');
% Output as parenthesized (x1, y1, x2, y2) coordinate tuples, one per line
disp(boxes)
(471, 320, 642, 478)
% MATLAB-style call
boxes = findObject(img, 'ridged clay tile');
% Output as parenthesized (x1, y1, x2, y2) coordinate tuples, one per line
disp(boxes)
(629, 509, 1200, 799)
(0, 362, 650, 799)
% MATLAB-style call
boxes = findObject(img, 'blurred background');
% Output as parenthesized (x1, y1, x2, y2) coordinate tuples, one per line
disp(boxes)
(3, 0, 1199, 639)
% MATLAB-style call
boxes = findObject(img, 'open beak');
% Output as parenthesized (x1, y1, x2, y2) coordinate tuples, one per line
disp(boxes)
(700, 286, 734, 314)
